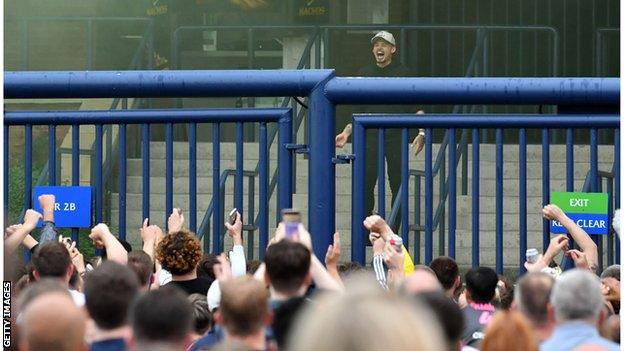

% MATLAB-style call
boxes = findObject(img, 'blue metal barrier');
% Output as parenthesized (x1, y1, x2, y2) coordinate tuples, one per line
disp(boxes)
(5, 71, 619, 264)
(351, 114, 619, 272)
(4, 108, 293, 257)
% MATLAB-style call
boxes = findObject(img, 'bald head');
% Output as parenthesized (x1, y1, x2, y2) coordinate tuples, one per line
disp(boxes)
(20, 292, 86, 351)
(514, 272, 555, 327)
(401, 268, 443, 295)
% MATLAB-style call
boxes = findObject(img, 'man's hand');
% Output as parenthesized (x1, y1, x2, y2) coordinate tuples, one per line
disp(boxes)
(370, 232, 385, 256)
(335, 124, 352, 148)
(225, 211, 243, 246)
(410, 134, 424, 156)
(543, 234, 569, 263)
(566, 249, 589, 270)
(542, 204, 566, 221)
(23, 209, 43, 231)
(5, 224, 23, 238)
(325, 232, 341, 268)
(38, 194, 56, 212)
(89, 223, 113, 249)
(167, 208, 184, 234)
(524, 254, 548, 273)
(383, 241, 405, 271)
(60, 236, 86, 274)
(140, 219, 164, 244)
(363, 215, 394, 241)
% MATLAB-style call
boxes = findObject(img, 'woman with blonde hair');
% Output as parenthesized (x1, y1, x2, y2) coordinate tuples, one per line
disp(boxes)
(481, 310, 539, 351)
(287, 277, 445, 351)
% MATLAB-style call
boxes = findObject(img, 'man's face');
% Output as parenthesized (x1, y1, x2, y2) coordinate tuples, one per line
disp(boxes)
(372, 39, 396, 67)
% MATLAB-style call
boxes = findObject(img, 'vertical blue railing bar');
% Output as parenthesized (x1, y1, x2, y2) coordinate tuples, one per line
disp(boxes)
(165, 123, 173, 226)
(118, 124, 127, 240)
(277, 112, 293, 214)
(258, 123, 269, 259)
(378, 129, 386, 217)
(495, 128, 503, 274)
(189, 123, 197, 233)
(401, 128, 409, 246)
(590, 128, 602, 271)
(236, 122, 244, 222)
(414, 175, 421, 263)
(25, 125, 33, 211)
(615, 129, 620, 263)
(566, 129, 574, 192)
(425, 128, 433, 264)
(142, 124, 150, 222)
(212, 123, 221, 254)
(351, 121, 366, 263)
(71, 125, 80, 242)
(448, 128, 456, 259)
(519, 128, 528, 274)
(48, 125, 56, 185)
(4, 127, 9, 222)
(542, 129, 550, 252)
(95, 124, 103, 224)
(471, 129, 479, 267)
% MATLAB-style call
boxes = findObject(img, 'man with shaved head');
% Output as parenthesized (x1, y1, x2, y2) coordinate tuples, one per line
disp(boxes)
(400, 267, 443, 295)
(19, 291, 87, 351)
(513, 272, 556, 342)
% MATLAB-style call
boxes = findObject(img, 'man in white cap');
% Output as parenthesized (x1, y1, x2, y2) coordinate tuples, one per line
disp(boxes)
(336, 30, 424, 233)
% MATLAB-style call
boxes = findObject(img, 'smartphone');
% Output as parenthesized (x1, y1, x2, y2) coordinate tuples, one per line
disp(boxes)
(228, 208, 238, 225)
(281, 209, 301, 239)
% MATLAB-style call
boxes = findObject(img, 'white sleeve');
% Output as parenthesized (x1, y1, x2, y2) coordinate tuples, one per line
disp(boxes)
(229, 245, 247, 278)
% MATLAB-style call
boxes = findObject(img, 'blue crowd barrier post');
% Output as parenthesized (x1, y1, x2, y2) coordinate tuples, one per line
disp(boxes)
(471, 128, 479, 267)
(277, 110, 293, 213)
(425, 128, 433, 264)
(308, 74, 336, 260)
(542, 129, 550, 252)
(401, 128, 409, 246)
(495, 128, 503, 274)
(165, 123, 173, 227)
(212, 123, 221, 254)
(71, 125, 80, 243)
(351, 121, 366, 264)
(378, 129, 386, 217)
(119, 124, 127, 241)
(448, 128, 457, 259)
(258, 122, 269, 259)
(519, 128, 527, 274)
(236, 122, 244, 222)
(189, 123, 197, 233)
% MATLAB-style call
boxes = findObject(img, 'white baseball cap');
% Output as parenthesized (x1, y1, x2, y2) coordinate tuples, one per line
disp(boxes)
(371, 31, 396, 46)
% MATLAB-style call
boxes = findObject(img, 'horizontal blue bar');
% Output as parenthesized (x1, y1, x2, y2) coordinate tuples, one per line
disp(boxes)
(353, 114, 619, 129)
(4, 70, 334, 99)
(550, 213, 610, 235)
(4, 108, 291, 125)
(327, 78, 619, 105)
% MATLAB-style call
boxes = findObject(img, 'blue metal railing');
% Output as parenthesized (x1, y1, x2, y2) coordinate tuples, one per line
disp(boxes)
(5, 71, 619, 263)
(352, 114, 619, 273)
(4, 108, 293, 259)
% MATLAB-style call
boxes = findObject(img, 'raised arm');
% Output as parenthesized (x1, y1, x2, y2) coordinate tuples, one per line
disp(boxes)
(89, 223, 128, 264)
(4, 209, 42, 255)
(543, 204, 598, 271)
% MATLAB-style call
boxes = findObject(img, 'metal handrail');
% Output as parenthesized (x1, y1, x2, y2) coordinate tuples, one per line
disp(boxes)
(595, 28, 619, 77)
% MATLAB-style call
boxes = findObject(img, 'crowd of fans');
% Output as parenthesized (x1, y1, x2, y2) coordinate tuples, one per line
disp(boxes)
(4, 194, 621, 351)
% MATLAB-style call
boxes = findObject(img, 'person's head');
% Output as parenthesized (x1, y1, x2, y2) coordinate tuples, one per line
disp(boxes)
(31, 241, 73, 283)
(288, 279, 445, 351)
(481, 310, 538, 351)
(413, 292, 464, 351)
(216, 276, 271, 338)
(246, 260, 262, 274)
(264, 240, 311, 297)
(196, 253, 219, 280)
(127, 250, 154, 291)
(155, 230, 202, 276)
(19, 292, 87, 351)
(513, 272, 555, 328)
(551, 269, 605, 325)
(337, 261, 366, 279)
(84, 261, 140, 330)
(371, 30, 396, 68)
(496, 275, 514, 310)
(600, 264, 620, 281)
(465, 267, 499, 304)
(16, 278, 70, 315)
(401, 268, 443, 295)
(188, 293, 213, 337)
(130, 286, 193, 347)
(272, 297, 307, 350)
(429, 256, 460, 295)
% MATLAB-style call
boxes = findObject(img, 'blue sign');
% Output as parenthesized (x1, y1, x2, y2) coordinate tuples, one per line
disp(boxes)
(33, 186, 92, 228)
